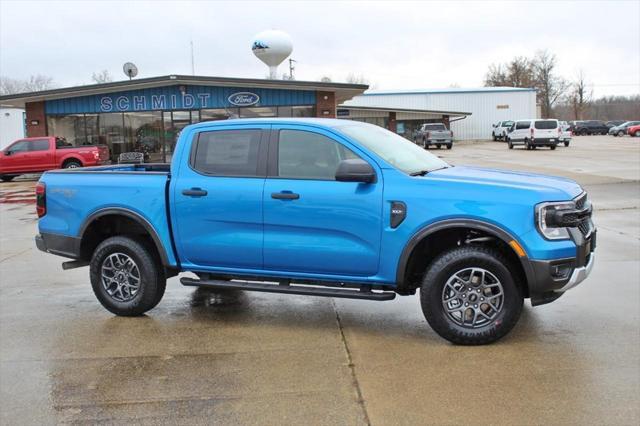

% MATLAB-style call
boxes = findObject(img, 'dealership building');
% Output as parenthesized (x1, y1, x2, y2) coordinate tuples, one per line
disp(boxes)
(0, 75, 536, 162)
(0, 75, 371, 162)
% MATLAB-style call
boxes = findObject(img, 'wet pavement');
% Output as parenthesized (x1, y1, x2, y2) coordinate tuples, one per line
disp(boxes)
(1, 136, 639, 425)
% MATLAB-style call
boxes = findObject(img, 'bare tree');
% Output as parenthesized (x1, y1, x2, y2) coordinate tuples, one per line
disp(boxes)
(507, 57, 535, 87)
(567, 70, 592, 120)
(532, 50, 568, 118)
(0, 74, 55, 95)
(319, 76, 332, 83)
(92, 70, 113, 84)
(345, 73, 369, 85)
(484, 63, 508, 86)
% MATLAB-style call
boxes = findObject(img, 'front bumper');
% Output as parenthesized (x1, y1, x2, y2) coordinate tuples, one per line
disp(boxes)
(528, 228, 596, 306)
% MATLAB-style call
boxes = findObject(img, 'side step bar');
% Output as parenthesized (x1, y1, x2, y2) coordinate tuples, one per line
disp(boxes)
(180, 277, 396, 301)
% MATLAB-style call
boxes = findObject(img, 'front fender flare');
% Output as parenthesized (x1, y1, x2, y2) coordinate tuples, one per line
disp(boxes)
(395, 219, 535, 290)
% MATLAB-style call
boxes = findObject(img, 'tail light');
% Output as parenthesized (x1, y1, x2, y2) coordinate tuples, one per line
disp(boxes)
(35, 182, 46, 218)
(93, 151, 100, 160)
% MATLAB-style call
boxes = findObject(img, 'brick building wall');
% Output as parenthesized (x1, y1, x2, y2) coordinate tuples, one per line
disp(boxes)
(25, 101, 47, 137)
(315, 91, 336, 118)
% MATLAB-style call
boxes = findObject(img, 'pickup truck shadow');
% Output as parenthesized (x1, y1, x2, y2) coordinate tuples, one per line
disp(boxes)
(182, 287, 542, 344)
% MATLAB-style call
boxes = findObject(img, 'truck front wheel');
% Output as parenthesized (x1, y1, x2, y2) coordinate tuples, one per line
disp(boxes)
(90, 236, 166, 316)
(420, 246, 523, 345)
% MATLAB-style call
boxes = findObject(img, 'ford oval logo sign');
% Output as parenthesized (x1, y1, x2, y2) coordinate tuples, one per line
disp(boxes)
(228, 92, 260, 106)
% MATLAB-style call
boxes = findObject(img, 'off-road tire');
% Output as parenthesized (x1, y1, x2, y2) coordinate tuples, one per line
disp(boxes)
(0, 176, 14, 182)
(420, 246, 524, 345)
(90, 236, 166, 316)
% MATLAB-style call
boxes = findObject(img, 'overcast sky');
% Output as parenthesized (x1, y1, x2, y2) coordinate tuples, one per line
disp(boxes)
(1, 0, 638, 97)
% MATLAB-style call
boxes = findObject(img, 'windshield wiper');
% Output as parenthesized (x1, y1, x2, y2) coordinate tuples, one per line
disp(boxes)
(409, 170, 430, 176)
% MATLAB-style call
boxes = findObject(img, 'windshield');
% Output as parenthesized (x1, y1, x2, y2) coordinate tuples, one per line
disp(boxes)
(502, 121, 514, 127)
(336, 123, 449, 175)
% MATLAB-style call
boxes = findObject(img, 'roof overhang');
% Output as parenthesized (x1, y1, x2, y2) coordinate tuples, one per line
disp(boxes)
(0, 75, 368, 108)
(337, 104, 471, 117)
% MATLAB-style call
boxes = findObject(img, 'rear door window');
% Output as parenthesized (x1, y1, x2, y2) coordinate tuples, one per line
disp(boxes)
(503, 121, 514, 127)
(191, 129, 263, 176)
(29, 139, 50, 151)
(534, 121, 558, 129)
(515, 121, 530, 130)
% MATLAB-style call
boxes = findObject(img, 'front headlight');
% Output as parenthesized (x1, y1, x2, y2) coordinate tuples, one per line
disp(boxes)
(535, 201, 575, 240)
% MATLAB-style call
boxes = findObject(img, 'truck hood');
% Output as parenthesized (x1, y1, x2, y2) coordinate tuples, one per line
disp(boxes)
(427, 166, 583, 200)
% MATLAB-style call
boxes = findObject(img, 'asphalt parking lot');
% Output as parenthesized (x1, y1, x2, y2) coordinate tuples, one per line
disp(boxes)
(1, 135, 638, 425)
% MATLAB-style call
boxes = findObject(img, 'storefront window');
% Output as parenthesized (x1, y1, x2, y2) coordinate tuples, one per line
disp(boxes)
(200, 108, 235, 122)
(99, 113, 126, 161)
(277, 106, 315, 117)
(239, 107, 277, 118)
(47, 114, 86, 146)
(124, 112, 164, 162)
(85, 114, 101, 145)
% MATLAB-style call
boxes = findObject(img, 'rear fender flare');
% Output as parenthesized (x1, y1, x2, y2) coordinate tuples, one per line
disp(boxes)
(78, 207, 170, 266)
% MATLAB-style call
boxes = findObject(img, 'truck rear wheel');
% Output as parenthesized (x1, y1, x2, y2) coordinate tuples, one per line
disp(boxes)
(63, 159, 82, 168)
(90, 236, 166, 316)
(419, 246, 523, 345)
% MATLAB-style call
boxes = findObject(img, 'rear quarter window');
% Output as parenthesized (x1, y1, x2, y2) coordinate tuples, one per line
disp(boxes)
(534, 120, 558, 129)
(424, 124, 446, 131)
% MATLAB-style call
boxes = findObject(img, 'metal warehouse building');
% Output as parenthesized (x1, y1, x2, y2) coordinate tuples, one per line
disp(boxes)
(341, 87, 537, 140)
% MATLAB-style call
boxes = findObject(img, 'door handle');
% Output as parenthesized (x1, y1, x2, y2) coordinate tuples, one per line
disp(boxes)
(271, 191, 299, 200)
(182, 188, 208, 197)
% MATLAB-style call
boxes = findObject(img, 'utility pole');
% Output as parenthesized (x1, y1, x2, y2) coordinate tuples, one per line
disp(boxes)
(190, 40, 195, 75)
(288, 58, 296, 80)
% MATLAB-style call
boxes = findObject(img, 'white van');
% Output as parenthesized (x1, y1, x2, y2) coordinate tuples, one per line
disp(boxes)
(492, 120, 515, 141)
(506, 119, 560, 150)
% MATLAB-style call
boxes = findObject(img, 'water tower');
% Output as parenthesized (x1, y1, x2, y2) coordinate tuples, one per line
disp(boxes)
(252, 30, 293, 79)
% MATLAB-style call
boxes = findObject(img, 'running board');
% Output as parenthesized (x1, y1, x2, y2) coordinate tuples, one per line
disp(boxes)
(180, 277, 396, 301)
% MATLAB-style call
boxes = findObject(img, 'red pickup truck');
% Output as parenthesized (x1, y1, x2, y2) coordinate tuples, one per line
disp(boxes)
(0, 137, 109, 182)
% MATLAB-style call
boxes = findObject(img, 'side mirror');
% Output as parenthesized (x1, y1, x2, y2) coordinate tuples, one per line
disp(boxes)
(492, 124, 496, 128)
(335, 159, 376, 183)
(3, 150, 11, 156)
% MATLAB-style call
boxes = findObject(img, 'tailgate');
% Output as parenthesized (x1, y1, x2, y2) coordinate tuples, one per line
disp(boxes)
(97, 145, 110, 161)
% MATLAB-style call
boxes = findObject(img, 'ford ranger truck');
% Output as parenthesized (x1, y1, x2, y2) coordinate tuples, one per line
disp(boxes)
(34, 119, 595, 345)
(0, 136, 109, 182)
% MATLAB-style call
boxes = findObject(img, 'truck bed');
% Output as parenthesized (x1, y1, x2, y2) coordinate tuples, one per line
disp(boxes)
(38, 163, 177, 265)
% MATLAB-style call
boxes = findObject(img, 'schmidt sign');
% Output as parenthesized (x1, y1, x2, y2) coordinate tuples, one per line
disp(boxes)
(98, 89, 261, 112)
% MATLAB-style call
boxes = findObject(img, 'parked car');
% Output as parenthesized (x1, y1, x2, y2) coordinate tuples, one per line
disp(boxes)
(628, 124, 640, 137)
(605, 120, 626, 128)
(0, 136, 109, 182)
(572, 120, 609, 136)
(559, 121, 572, 146)
(609, 121, 640, 137)
(414, 123, 453, 149)
(491, 120, 514, 141)
(506, 119, 560, 150)
(35, 118, 596, 345)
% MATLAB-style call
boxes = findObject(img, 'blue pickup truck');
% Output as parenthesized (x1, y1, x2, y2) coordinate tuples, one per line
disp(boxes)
(35, 118, 595, 345)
